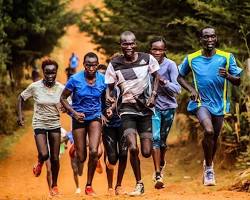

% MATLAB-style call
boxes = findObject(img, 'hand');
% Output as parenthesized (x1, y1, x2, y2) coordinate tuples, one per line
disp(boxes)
(17, 115, 24, 126)
(146, 94, 156, 108)
(101, 114, 109, 126)
(219, 68, 228, 79)
(189, 88, 200, 102)
(106, 97, 115, 107)
(60, 105, 67, 113)
(73, 112, 85, 123)
(159, 78, 168, 86)
(106, 108, 113, 118)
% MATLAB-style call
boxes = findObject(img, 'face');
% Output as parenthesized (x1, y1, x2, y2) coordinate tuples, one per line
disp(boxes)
(120, 34, 137, 59)
(200, 28, 217, 51)
(84, 56, 98, 76)
(43, 64, 57, 84)
(150, 41, 166, 63)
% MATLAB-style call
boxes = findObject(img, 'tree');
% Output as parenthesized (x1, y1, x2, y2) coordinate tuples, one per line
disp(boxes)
(1, 0, 80, 85)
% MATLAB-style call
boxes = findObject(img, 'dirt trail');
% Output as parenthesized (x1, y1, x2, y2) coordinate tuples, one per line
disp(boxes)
(0, 0, 250, 199)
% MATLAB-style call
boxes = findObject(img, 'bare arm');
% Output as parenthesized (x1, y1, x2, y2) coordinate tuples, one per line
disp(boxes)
(177, 75, 200, 102)
(60, 88, 85, 122)
(146, 71, 159, 107)
(17, 95, 25, 126)
(219, 68, 241, 86)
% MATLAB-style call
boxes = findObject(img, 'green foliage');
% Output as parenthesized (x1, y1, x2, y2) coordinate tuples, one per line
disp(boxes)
(0, 83, 32, 135)
(1, 0, 81, 85)
(81, 0, 250, 62)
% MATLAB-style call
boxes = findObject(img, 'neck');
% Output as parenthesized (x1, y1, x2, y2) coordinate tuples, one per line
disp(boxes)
(124, 52, 138, 63)
(43, 79, 55, 88)
(202, 48, 216, 57)
(85, 72, 96, 80)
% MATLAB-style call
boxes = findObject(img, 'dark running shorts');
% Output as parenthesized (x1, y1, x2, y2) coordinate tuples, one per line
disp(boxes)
(72, 117, 102, 130)
(121, 114, 152, 140)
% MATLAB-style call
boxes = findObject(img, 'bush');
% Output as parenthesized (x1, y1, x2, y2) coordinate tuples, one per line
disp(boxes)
(0, 83, 33, 135)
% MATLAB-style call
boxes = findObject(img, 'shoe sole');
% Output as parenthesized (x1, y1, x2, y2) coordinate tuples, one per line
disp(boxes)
(128, 193, 144, 197)
(155, 180, 164, 189)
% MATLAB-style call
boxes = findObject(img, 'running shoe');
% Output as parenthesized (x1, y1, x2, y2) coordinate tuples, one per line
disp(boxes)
(95, 159, 103, 174)
(85, 186, 96, 196)
(75, 187, 81, 194)
(203, 168, 216, 186)
(128, 183, 144, 196)
(33, 161, 43, 177)
(107, 188, 114, 196)
(115, 186, 127, 195)
(154, 175, 164, 189)
(49, 186, 60, 197)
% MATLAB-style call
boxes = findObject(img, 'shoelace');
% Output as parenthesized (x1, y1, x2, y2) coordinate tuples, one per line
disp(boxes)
(206, 170, 214, 180)
(135, 183, 143, 191)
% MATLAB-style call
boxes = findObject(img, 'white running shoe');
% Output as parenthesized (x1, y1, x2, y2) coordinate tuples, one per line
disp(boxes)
(75, 187, 81, 194)
(128, 183, 144, 196)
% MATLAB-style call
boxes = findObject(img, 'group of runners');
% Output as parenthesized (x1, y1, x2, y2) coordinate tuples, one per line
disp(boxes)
(17, 27, 242, 197)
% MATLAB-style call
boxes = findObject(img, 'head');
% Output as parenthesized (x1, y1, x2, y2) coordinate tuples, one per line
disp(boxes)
(149, 36, 167, 64)
(97, 64, 107, 74)
(41, 59, 58, 86)
(120, 31, 137, 59)
(83, 52, 99, 77)
(200, 26, 217, 52)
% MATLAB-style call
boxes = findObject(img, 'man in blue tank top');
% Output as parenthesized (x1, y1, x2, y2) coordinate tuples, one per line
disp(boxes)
(178, 27, 242, 186)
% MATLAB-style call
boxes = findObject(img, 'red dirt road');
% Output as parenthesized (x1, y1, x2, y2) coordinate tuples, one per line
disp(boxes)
(0, 0, 249, 199)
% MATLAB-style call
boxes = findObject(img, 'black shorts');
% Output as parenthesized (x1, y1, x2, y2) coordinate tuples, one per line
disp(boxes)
(72, 117, 102, 130)
(102, 126, 128, 157)
(121, 114, 152, 140)
(34, 128, 61, 135)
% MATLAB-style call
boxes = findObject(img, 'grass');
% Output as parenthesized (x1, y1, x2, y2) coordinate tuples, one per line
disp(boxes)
(0, 111, 32, 160)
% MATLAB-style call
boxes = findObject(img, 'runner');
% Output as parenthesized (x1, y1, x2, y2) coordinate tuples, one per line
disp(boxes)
(105, 31, 160, 196)
(17, 59, 64, 197)
(177, 27, 242, 186)
(65, 53, 79, 80)
(149, 36, 181, 189)
(99, 59, 128, 196)
(60, 52, 106, 196)
(61, 131, 83, 194)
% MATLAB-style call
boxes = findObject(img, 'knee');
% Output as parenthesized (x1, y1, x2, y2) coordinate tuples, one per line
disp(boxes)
(204, 129, 214, 137)
(129, 146, 139, 156)
(89, 150, 98, 161)
(119, 151, 128, 161)
(108, 153, 118, 165)
(153, 139, 161, 149)
(77, 152, 87, 163)
(39, 153, 49, 162)
(141, 149, 151, 158)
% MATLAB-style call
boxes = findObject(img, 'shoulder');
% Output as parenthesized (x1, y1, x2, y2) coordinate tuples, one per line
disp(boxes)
(97, 72, 105, 81)
(187, 50, 202, 60)
(71, 71, 84, 80)
(55, 81, 65, 89)
(165, 57, 176, 66)
(215, 49, 230, 57)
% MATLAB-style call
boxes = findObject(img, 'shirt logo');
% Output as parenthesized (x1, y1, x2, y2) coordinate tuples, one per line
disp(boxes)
(139, 59, 147, 65)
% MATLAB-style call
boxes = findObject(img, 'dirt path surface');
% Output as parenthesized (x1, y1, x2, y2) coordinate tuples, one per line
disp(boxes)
(0, 1, 250, 200)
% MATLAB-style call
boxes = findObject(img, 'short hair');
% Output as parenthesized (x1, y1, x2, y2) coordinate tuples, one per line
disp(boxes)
(83, 52, 99, 62)
(199, 26, 216, 37)
(97, 64, 107, 71)
(41, 59, 58, 71)
(149, 36, 167, 49)
(120, 31, 136, 43)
